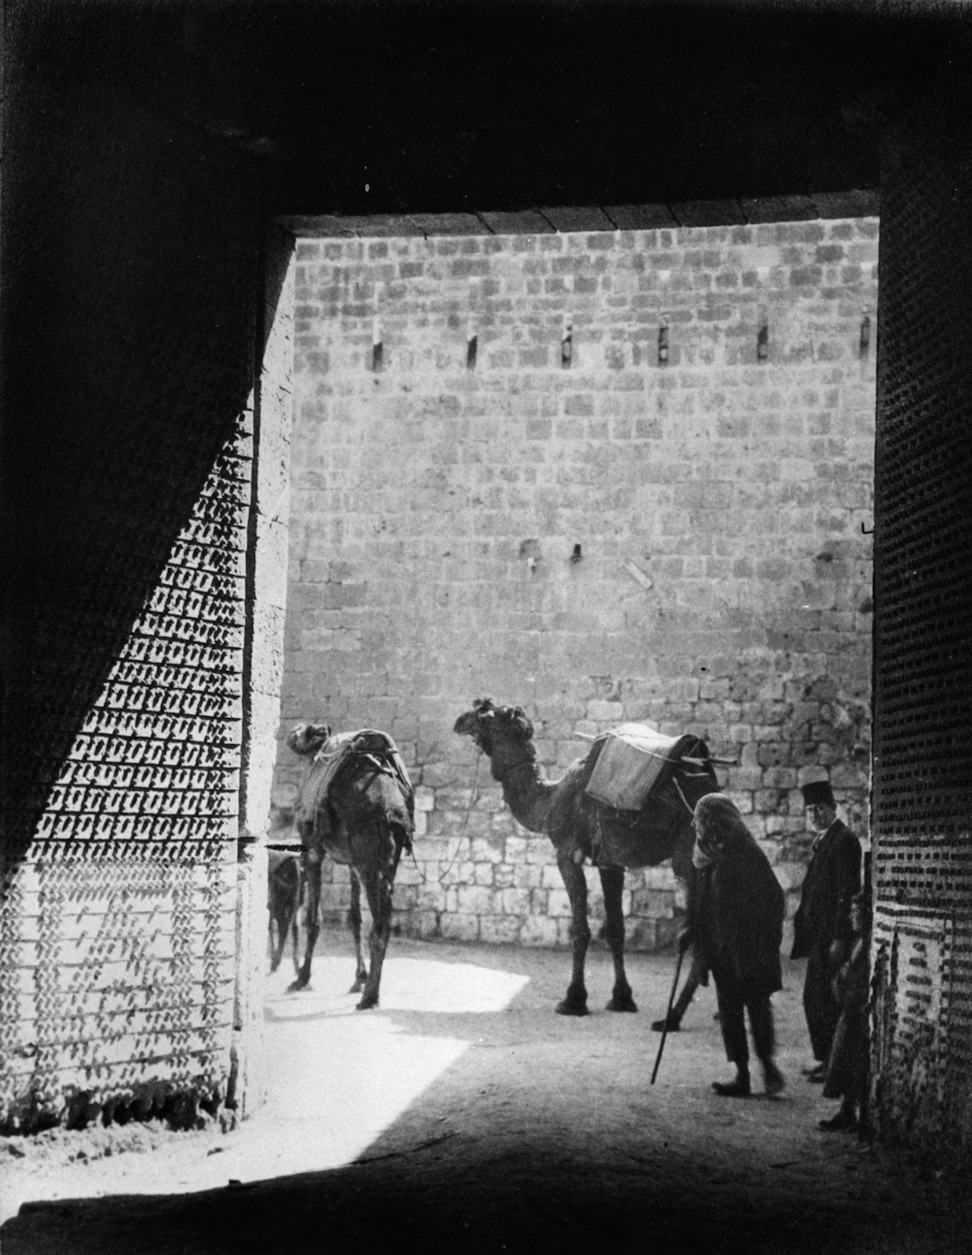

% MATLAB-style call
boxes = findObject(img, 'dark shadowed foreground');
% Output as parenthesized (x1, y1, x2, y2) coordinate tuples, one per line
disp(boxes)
(2, 932, 966, 1255)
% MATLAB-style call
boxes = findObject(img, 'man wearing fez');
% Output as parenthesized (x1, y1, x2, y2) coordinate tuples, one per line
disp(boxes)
(791, 778, 862, 1082)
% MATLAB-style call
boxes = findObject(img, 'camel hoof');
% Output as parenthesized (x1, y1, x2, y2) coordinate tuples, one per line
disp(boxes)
(606, 995, 638, 1013)
(287, 979, 310, 994)
(355, 996, 379, 1011)
(348, 981, 365, 994)
(555, 999, 589, 1017)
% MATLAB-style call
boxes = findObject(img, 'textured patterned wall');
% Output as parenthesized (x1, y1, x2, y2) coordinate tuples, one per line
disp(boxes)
(871, 92, 972, 1164)
(0, 427, 250, 1130)
(0, 51, 273, 1130)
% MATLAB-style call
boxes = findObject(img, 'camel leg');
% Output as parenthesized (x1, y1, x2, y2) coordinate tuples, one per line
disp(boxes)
(354, 833, 402, 1011)
(269, 864, 299, 974)
(288, 851, 321, 992)
(268, 903, 284, 973)
(289, 870, 302, 976)
(599, 865, 637, 1012)
(289, 905, 300, 977)
(556, 852, 590, 1016)
(348, 871, 368, 994)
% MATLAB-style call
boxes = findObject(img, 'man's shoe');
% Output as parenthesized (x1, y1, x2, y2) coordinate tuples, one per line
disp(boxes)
(651, 1017, 681, 1033)
(712, 1078, 751, 1098)
(819, 1108, 857, 1132)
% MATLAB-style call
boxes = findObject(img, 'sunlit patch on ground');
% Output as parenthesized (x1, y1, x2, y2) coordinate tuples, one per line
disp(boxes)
(235, 955, 530, 1182)
(268, 954, 531, 1017)
(0, 950, 531, 1217)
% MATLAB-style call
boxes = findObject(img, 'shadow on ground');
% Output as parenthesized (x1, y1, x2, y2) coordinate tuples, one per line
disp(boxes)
(2, 933, 967, 1255)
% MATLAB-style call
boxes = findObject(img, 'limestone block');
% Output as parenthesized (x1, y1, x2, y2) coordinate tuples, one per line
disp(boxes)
(479, 916, 522, 944)
(540, 864, 564, 889)
(396, 861, 422, 886)
(519, 915, 560, 947)
(439, 913, 480, 943)
(547, 888, 572, 918)
(505, 835, 531, 863)
(456, 884, 496, 915)
(414, 787, 435, 812)
(525, 838, 554, 865)
(473, 863, 495, 887)
(587, 700, 625, 722)
(411, 912, 443, 939)
(499, 888, 533, 916)
(643, 866, 678, 890)
(630, 888, 675, 919)
(626, 917, 658, 950)
(470, 836, 503, 864)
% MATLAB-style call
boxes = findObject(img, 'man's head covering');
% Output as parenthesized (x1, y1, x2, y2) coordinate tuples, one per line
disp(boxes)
(801, 779, 835, 808)
(692, 793, 756, 868)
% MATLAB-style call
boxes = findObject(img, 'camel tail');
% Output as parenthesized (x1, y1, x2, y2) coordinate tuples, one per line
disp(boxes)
(392, 817, 414, 856)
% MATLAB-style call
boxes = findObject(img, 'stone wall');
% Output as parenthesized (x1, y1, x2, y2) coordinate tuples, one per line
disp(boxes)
(273, 216, 877, 951)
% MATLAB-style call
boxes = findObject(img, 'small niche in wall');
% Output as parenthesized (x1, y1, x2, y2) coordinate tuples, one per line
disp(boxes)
(561, 315, 573, 367)
(467, 277, 479, 369)
(860, 310, 871, 358)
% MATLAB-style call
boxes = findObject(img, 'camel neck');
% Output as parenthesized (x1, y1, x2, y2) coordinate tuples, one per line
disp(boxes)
(491, 754, 555, 832)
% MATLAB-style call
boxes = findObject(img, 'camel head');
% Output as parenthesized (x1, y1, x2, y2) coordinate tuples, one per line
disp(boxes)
(287, 722, 332, 758)
(453, 698, 537, 762)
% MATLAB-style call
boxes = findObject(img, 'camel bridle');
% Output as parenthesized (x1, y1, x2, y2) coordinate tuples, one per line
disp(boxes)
(409, 746, 483, 885)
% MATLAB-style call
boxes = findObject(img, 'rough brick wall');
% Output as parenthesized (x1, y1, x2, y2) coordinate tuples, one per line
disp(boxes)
(871, 88, 972, 1166)
(274, 216, 877, 951)
(0, 33, 289, 1130)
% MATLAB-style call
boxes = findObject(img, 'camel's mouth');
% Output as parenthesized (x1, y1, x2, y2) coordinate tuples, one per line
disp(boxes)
(287, 722, 332, 758)
(453, 710, 489, 750)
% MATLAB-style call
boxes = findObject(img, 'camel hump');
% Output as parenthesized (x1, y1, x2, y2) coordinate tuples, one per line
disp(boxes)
(585, 724, 713, 812)
(297, 728, 414, 829)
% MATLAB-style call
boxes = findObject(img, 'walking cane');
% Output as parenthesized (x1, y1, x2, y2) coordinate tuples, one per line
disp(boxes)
(651, 945, 685, 1085)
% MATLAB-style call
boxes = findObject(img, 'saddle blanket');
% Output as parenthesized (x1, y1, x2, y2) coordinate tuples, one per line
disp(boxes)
(298, 728, 412, 825)
(585, 723, 692, 812)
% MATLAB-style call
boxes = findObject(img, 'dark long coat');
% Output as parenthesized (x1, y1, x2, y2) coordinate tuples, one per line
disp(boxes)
(823, 933, 870, 1103)
(791, 819, 861, 960)
(690, 831, 785, 1003)
(791, 818, 862, 1060)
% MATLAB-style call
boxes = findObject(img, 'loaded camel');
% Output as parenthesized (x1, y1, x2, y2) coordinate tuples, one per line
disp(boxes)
(286, 722, 414, 1009)
(454, 698, 720, 1016)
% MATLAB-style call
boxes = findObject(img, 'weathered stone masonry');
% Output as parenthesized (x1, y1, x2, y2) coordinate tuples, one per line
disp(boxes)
(273, 217, 878, 951)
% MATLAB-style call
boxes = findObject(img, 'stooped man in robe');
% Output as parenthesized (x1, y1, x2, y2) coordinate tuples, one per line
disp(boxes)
(680, 793, 786, 1098)
(791, 777, 863, 1083)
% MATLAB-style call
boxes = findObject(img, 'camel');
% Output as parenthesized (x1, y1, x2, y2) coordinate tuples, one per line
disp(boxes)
(453, 698, 720, 1016)
(267, 848, 302, 975)
(286, 722, 415, 1009)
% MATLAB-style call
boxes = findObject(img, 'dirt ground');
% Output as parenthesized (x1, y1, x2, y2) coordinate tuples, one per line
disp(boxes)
(2, 929, 968, 1255)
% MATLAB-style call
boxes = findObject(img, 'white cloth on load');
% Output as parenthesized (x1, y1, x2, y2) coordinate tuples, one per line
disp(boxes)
(584, 723, 688, 812)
